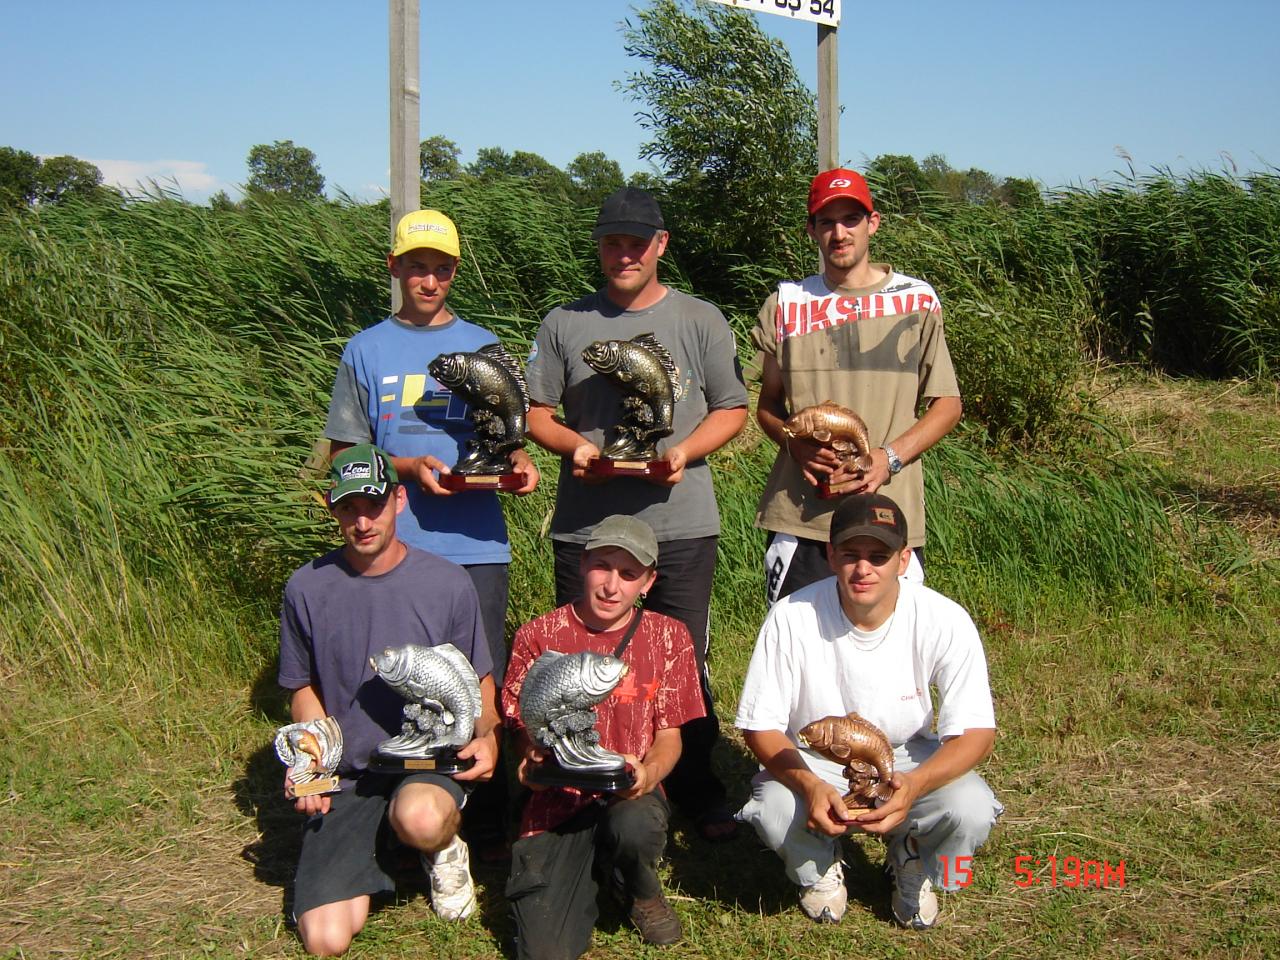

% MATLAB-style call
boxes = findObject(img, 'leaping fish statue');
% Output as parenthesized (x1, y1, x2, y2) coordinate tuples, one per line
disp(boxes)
(782, 401, 874, 474)
(798, 711, 896, 809)
(428, 343, 529, 475)
(581, 333, 683, 461)
(370, 643, 482, 757)
(518, 650, 629, 772)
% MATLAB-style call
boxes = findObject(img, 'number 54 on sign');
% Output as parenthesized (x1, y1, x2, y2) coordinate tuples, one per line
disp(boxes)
(706, 0, 841, 28)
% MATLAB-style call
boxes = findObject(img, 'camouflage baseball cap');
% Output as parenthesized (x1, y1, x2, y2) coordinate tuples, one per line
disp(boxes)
(328, 443, 398, 505)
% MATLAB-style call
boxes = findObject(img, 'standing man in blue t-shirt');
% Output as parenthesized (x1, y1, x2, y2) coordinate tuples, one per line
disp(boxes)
(324, 210, 538, 859)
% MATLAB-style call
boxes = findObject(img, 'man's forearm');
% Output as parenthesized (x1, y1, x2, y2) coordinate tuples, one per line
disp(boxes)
(290, 684, 325, 723)
(904, 727, 994, 796)
(743, 728, 824, 793)
(526, 404, 587, 457)
(639, 727, 683, 783)
(670, 406, 747, 462)
(888, 395, 962, 464)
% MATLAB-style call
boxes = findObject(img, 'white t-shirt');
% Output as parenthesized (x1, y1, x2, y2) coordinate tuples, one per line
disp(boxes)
(735, 577, 995, 777)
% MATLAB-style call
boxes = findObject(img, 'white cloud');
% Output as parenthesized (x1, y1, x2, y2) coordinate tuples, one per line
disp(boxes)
(87, 158, 228, 200)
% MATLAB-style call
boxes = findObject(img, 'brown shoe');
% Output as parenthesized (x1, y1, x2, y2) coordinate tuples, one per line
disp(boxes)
(629, 894, 683, 946)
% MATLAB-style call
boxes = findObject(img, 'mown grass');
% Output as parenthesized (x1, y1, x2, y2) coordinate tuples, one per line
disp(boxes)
(1, 180, 1277, 957)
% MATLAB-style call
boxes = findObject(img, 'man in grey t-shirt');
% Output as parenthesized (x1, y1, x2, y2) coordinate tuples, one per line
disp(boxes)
(277, 444, 500, 955)
(524, 187, 747, 841)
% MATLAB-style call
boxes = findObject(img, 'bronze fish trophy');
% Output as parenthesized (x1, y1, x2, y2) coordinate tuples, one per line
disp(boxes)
(782, 401, 874, 499)
(428, 343, 531, 491)
(367, 643, 482, 775)
(517, 649, 635, 792)
(798, 711, 897, 815)
(581, 332, 682, 479)
(274, 716, 344, 798)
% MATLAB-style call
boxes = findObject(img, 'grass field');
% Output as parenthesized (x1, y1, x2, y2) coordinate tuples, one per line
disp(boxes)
(2, 373, 1276, 960)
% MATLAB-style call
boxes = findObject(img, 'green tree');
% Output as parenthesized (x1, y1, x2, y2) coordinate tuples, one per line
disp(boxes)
(865, 153, 932, 214)
(620, 0, 817, 308)
(566, 150, 625, 207)
(36, 155, 103, 204)
(246, 140, 325, 199)
(466, 146, 573, 197)
(998, 176, 1043, 209)
(419, 135, 461, 182)
(0, 147, 42, 208)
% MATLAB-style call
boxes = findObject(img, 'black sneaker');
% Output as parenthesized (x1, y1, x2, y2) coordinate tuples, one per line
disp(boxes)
(629, 894, 684, 946)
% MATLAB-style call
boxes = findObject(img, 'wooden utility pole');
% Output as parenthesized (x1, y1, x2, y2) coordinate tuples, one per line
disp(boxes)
(816, 24, 839, 171)
(389, 0, 420, 311)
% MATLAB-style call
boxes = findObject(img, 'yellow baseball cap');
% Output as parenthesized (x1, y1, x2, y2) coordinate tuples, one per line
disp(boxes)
(391, 209, 460, 259)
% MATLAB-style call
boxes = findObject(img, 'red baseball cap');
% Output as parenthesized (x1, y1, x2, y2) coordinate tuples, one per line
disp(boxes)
(808, 168, 875, 215)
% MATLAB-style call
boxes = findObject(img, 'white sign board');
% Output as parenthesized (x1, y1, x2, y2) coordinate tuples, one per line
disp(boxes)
(705, 0, 840, 27)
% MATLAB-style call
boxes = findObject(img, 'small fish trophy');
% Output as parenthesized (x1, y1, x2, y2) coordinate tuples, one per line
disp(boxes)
(275, 716, 344, 798)
(428, 343, 531, 492)
(798, 711, 897, 817)
(581, 333, 681, 479)
(518, 649, 635, 792)
(782, 401, 874, 500)
(367, 643, 482, 775)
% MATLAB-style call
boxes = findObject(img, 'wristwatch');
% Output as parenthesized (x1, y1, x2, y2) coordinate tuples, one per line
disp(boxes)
(882, 445, 903, 476)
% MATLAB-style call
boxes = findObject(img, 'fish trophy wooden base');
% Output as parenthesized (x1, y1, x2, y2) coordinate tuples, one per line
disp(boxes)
(367, 747, 475, 776)
(524, 757, 635, 793)
(586, 457, 673, 480)
(438, 470, 529, 492)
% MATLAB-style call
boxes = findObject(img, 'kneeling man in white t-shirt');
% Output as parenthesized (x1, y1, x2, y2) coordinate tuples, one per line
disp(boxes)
(736, 492, 1001, 929)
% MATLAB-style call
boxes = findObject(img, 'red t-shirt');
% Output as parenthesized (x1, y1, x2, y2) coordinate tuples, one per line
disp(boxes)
(502, 603, 706, 836)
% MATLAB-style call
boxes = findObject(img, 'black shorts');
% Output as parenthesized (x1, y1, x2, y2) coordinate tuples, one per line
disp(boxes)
(292, 770, 467, 919)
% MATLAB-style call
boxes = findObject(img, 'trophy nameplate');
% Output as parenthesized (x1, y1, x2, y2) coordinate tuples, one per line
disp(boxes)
(438, 470, 529, 492)
(586, 457, 673, 480)
(428, 344, 530, 494)
(368, 643, 482, 778)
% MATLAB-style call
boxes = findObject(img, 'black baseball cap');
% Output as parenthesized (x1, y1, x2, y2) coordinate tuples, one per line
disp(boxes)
(829, 493, 908, 551)
(591, 187, 665, 240)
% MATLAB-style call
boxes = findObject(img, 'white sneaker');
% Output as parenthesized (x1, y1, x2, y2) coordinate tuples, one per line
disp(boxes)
(424, 834, 476, 921)
(890, 843, 939, 929)
(799, 860, 847, 923)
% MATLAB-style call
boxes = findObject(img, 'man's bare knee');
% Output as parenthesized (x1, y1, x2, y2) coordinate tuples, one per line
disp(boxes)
(389, 782, 460, 852)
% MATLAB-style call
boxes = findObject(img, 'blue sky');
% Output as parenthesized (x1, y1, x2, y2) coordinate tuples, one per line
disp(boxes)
(4, 0, 1277, 202)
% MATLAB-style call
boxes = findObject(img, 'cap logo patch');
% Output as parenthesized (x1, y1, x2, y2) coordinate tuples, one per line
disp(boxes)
(341, 462, 374, 481)
(828, 177, 852, 188)
(873, 507, 897, 525)
(407, 222, 447, 235)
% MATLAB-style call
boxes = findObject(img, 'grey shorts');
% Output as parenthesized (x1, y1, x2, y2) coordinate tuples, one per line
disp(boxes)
(292, 770, 467, 919)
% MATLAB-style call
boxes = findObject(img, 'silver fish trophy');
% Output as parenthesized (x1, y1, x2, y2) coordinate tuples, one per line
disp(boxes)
(367, 643, 483, 775)
(581, 332, 682, 479)
(274, 716, 344, 798)
(428, 343, 531, 491)
(798, 711, 897, 815)
(518, 649, 635, 792)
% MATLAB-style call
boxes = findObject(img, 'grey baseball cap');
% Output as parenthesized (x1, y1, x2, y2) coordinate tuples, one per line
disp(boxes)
(584, 514, 659, 567)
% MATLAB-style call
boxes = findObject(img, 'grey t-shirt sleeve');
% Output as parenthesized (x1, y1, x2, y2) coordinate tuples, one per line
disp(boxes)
(698, 303, 749, 410)
(453, 574, 494, 679)
(525, 310, 567, 408)
(324, 359, 374, 443)
(278, 581, 313, 691)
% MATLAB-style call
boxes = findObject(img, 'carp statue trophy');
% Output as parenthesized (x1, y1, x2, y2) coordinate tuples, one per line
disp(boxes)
(581, 333, 682, 479)
(798, 711, 897, 817)
(518, 649, 635, 792)
(782, 401, 874, 499)
(367, 643, 482, 775)
(428, 343, 530, 491)
(274, 716, 343, 798)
